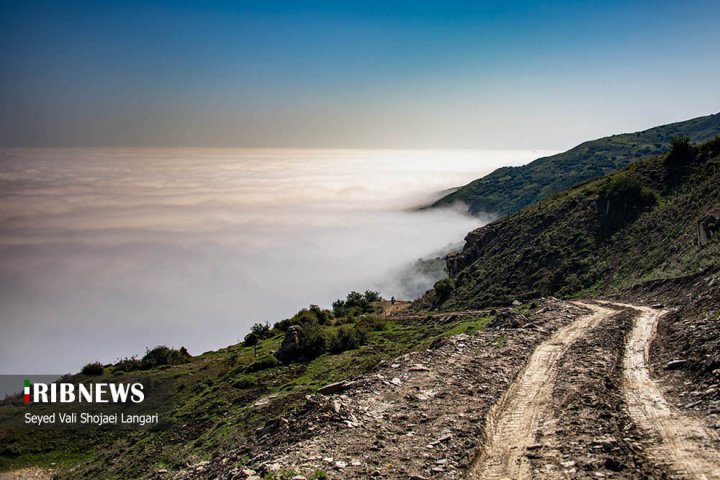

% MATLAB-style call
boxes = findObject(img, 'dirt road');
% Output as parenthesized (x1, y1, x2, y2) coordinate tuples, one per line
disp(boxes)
(618, 302, 720, 480)
(471, 301, 720, 479)
(468, 302, 613, 479)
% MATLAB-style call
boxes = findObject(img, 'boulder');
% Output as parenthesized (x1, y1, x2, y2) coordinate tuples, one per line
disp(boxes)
(317, 381, 353, 396)
(487, 311, 528, 329)
(274, 325, 303, 362)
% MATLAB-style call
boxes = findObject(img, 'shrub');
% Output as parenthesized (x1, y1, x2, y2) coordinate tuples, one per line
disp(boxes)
(81, 361, 104, 376)
(434, 278, 456, 302)
(141, 346, 191, 370)
(246, 355, 280, 372)
(274, 306, 333, 332)
(232, 375, 257, 389)
(114, 356, 142, 372)
(332, 299, 346, 317)
(345, 291, 368, 311)
(598, 173, 657, 223)
(308, 305, 333, 325)
(363, 290, 381, 302)
(243, 332, 259, 347)
(665, 134, 696, 168)
(356, 315, 387, 333)
(296, 318, 326, 360)
(332, 290, 379, 317)
(244, 322, 272, 346)
(327, 325, 364, 354)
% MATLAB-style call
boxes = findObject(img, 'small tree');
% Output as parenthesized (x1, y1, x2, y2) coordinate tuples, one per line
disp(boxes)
(665, 134, 696, 168)
(434, 278, 456, 303)
(81, 361, 104, 376)
(363, 290, 381, 302)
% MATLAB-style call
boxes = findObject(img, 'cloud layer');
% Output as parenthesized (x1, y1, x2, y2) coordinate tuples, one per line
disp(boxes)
(0, 148, 552, 373)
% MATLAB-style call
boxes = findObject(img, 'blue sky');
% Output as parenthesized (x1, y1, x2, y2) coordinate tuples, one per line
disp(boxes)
(1, 0, 719, 148)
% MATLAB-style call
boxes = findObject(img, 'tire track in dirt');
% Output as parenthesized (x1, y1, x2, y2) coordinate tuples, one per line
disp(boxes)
(613, 301, 720, 480)
(468, 302, 614, 479)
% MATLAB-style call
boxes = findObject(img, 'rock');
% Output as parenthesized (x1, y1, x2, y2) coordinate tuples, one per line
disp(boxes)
(291, 477, 307, 480)
(391, 377, 402, 386)
(317, 381, 353, 395)
(698, 214, 719, 246)
(274, 325, 304, 362)
(334, 460, 347, 469)
(512, 300, 522, 306)
(487, 311, 528, 329)
(409, 364, 430, 372)
(651, 303, 665, 309)
(665, 359, 688, 370)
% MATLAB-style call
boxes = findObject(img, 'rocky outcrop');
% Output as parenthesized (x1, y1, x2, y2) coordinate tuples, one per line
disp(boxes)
(274, 325, 303, 362)
(446, 225, 498, 277)
(698, 214, 719, 246)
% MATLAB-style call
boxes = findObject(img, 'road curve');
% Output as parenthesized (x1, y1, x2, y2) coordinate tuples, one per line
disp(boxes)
(468, 302, 613, 479)
(611, 301, 720, 480)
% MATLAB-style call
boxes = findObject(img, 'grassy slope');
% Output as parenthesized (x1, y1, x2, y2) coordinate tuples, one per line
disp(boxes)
(423, 137, 720, 309)
(0, 308, 493, 478)
(430, 112, 720, 216)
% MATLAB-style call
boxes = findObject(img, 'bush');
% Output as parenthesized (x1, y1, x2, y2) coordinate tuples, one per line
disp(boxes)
(308, 305, 333, 325)
(434, 278, 456, 303)
(296, 318, 326, 360)
(356, 315, 387, 333)
(363, 290, 381, 302)
(81, 361, 104, 376)
(231, 375, 257, 389)
(274, 306, 333, 332)
(332, 290, 380, 317)
(598, 173, 657, 222)
(244, 322, 272, 346)
(665, 134, 696, 168)
(114, 356, 142, 372)
(246, 355, 279, 372)
(141, 346, 191, 370)
(327, 325, 364, 354)
(243, 332, 259, 347)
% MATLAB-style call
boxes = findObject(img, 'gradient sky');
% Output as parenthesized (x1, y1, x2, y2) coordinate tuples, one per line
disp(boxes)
(1, 0, 719, 149)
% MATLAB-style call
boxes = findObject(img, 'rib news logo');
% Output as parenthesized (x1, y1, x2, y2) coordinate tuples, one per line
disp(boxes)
(22, 378, 144, 404)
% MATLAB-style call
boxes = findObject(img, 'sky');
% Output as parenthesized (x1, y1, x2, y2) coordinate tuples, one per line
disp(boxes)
(1, 0, 720, 149)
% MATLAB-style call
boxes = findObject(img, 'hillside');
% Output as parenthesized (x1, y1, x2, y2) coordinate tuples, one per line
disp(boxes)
(422, 136, 720, 309)
(430, 112, 720, 216)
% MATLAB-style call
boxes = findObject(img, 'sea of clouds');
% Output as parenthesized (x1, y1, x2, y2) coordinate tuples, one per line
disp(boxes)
(0, 148, 553, 374)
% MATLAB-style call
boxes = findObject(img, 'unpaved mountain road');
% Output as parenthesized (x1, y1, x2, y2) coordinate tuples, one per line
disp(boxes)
(617, 302, 720, 480)
(471, 301, 720, 480)
(468, 303, 613, 479)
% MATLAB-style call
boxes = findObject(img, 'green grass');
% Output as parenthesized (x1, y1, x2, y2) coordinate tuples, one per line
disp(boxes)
(430, 112, 720, 216)
(0, 451, 92, 472)
(0, 308, 496, 479)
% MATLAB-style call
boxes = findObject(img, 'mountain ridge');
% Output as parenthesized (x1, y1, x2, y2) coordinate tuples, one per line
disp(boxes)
(429, 112, 720, 217)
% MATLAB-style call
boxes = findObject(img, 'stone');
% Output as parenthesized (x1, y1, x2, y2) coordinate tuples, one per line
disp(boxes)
(274, 325, 304, 362)
(665, 359, 688, 370)
(318, 381, 352, 395)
